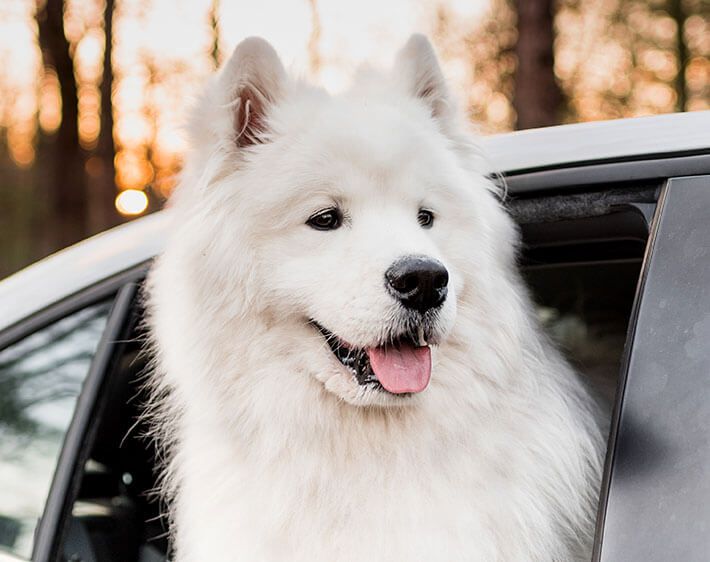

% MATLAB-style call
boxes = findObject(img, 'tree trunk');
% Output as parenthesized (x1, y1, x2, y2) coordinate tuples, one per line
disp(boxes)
(668, 0, 688, 111)
(91, 0, 119, 231)
(36, 0, 87, 251)
(513, 0, 564, 129)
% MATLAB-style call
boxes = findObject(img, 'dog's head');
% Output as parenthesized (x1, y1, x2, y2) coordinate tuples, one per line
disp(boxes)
(169, 36, 518, 407)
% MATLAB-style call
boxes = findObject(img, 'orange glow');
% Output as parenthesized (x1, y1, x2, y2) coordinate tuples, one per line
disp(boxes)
(115, 189, 149, 215)
(115, 113, 151, 146)
(7, 126, 36, 168)
(9, 141, 35, 168)
(687, 57, 709, 94)
(78, 84, 101, 148)
(0, 0, 705, 209)
(115, 150, 154, 190)
(79, 114, 101, 148)
(486, 93, 511, 125)
(75, 29, 104, 82)
(38, 69, 62, 133)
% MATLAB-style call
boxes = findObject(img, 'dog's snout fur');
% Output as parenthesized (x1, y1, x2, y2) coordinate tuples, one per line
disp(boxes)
(385, 255, 449, 313)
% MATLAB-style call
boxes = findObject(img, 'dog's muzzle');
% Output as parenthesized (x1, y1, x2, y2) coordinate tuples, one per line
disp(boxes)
(312, 321, 434, 395)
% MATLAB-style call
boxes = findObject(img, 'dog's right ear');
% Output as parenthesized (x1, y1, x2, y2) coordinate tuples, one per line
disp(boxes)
(218, 37, 286, 148)
(393, 34, 451, 122)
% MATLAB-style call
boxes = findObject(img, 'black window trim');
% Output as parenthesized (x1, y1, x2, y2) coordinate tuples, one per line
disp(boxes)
(30, 282, 140, 562)
(502, 153, 710, 194)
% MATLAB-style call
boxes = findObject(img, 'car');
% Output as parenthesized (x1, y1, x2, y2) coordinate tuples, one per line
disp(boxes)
(1, 111, 709, 562)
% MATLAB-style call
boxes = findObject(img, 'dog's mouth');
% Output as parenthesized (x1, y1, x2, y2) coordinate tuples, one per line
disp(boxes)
(311, 322, 433, 395)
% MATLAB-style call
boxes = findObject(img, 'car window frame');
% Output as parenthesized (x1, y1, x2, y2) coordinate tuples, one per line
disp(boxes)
(28, 281, 141, 562)
(0, 263, 149, 562)
(502, 152, 710, 193)
(0, 263, 150, 353)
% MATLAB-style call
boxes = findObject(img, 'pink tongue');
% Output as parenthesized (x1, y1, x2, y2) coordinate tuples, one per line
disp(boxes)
(366, 344, 431, 394)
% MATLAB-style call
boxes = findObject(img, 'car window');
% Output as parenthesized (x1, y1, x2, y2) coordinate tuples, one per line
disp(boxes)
(0, 301, 112, 560)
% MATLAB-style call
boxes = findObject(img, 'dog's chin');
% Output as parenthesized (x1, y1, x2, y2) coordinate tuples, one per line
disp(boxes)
(309, 320, 442, 408)
(324, 375, 420, 408)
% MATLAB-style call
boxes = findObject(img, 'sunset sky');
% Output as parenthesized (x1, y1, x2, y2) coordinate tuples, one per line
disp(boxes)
(0, 0, 493, 202)
(0, 0, 707, 214)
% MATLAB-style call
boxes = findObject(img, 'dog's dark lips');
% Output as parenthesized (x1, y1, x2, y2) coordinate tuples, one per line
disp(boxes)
(311, 321, 382, 389)
(310, 320, 429, 394)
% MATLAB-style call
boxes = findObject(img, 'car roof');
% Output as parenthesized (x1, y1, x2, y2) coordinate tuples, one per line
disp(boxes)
(480, 111, 710, 175)
(1, 111, 709, 334)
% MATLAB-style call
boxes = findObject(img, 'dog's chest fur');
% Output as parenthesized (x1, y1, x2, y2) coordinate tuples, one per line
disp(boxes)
(167, 363, 599, 562)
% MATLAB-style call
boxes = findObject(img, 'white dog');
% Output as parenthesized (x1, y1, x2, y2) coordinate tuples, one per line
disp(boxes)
(147, 35, 606, 562)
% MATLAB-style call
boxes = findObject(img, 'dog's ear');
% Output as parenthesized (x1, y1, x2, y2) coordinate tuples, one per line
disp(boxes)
(394, 34, 451, 121)
(218, 37, 286, 148)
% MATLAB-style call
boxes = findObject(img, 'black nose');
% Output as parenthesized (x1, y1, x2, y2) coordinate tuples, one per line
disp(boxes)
(385, 256, 449, 313)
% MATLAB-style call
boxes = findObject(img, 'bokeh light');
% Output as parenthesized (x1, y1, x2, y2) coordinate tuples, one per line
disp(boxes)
(115, 189, 149, 216)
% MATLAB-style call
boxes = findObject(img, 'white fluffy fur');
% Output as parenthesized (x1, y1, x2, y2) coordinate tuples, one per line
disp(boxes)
(147, 35, 606, 561)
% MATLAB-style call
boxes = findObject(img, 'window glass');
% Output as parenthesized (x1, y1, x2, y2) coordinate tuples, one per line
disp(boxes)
(0, 301, 112, 560)
(526, 260, 641, 405)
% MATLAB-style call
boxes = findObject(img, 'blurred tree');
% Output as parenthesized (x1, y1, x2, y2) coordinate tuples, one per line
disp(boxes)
(669, 0, 688, 110)
(208, 0, 223, 70)
(431, 1, 517, 133)
(554, 0, 706, 122)
(431, 0, 706, 132)
(36, 0, 87, 250)
(513, 0, 565, 128)
(91, 0, 119, 231)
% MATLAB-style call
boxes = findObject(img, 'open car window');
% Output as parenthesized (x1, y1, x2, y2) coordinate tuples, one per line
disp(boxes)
(0, 301, 112, 560)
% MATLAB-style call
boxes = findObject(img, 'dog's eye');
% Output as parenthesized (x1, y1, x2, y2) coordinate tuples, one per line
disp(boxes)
(417, 209, 434, 228)
(307, 208, 343, 231)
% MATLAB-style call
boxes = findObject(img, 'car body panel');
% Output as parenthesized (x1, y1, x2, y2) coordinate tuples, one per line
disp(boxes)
(594, 176, 710, 562)
(0, 211, 170, 335)
(481, 111, 710, 175)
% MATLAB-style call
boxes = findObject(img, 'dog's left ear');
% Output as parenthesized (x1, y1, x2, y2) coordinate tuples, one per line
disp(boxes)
(218, 37, 287, 148)
(394, 34, 451, 122)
